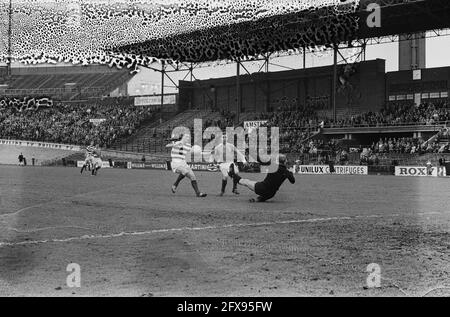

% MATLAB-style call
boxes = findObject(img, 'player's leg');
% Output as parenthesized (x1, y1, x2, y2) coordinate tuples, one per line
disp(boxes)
(228, 163, 256, 192)
(231, 164, 240, 195)
(172, 173, 185, 193)
(94, 161, 102, 175)
(238, 178, 257, 192)
(171, 162, 185, 193)
(90, 158, 101, 176)
(91, 162, 97, 175)
(173, 164, 206, 197)
(184, 167, 207, 198)
(91, 159, 96, 175)
(220, 175, 227, 196)
(81, 157, 90, 174)
(219, 163, 229, 196)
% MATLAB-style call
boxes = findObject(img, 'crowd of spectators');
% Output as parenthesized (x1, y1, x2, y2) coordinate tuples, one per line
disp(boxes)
(0, 100, 156, 147)
(370, 137, 448, 154)
(292, 139, 351, 165)
(2, 96, 450, 158)
(241, 108, 321, 152)
(237, 100, 450, 155)
(359, 136, 449, 166)
(204, 110, 235, 130)
(327, 101, 450, 128)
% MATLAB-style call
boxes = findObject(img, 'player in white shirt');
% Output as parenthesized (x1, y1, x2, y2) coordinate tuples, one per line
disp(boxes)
(80, 141, 96, 174)
(166, 134, 207, 198)
(212, 135, 247, 196)
(90, 145, 103, 176)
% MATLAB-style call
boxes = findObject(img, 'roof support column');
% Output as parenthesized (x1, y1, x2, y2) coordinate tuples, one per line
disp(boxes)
(160, 60, 165, 116)
(236, 59, 241, 125)
(332, 45, 338, 123)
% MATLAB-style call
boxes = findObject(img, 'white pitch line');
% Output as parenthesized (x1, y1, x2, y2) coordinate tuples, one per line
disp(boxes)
(1, 211, 446, 248)
(0, 215, 369, 248)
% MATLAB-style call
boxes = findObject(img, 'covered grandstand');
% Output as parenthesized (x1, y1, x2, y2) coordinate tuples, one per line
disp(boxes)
(0, 64, 133, 100)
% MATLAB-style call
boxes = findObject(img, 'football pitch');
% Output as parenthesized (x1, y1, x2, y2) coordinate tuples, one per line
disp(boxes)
(0, 166, 448, 297)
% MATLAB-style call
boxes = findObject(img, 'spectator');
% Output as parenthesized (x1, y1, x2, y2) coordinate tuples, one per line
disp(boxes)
(0, 100, 156, 148)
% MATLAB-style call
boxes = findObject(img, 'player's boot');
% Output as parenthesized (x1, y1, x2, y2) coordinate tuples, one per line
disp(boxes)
(191, 180, 207, 198)
(232, 189, 240, 195)
(171, 185, 177, 194)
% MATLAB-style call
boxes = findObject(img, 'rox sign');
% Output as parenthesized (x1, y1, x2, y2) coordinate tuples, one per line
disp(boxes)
(395, 166, 447, 177)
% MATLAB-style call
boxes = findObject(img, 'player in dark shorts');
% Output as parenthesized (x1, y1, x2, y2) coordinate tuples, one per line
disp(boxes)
(228, 154, 295, 202)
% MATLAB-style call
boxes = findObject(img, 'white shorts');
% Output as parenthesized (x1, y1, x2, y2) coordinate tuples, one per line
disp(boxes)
(92, 157, 102, 168)
(219, 162, 239, 178)
(84, 156, 93, 165)
(171, 160, 195, 179)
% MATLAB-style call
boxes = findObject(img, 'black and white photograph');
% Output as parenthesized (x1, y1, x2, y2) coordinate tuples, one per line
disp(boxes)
(0, 0, 449, 302)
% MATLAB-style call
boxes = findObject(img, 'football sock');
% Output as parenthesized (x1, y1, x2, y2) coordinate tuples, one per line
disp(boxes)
(221, 180, 227, 193)
(191, 180, 200, 195)
(174, 174, 185, 187)
(232, 176, 239, 191)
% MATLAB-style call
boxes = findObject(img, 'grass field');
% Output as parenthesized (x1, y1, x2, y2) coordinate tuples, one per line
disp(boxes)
(0, 166, 449, 297)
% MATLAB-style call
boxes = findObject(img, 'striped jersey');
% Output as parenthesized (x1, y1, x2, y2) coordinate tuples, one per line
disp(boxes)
(213, 142, 246, 163)
(86, 145, 96, 156)
(171, 141, 191, 162)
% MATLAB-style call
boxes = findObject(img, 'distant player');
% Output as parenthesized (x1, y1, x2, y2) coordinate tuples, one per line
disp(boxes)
(212, 135, 247, 196)
(228, 154, 295, 203)
(18, 153, 24, 166)
(80, 141, 96, 174)
(90, 145, 102, 176)
(166, 134, 207, 198)
(426, 160, 433, 176)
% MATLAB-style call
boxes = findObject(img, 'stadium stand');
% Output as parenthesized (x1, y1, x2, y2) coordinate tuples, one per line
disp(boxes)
(0, 144, 76, 166)
(0, 66, 133, 100)
(323, 101, 450, 128)
(110, 110, 233, 153)
(1, 57, 450, 170)
(0, 101, 157, 148)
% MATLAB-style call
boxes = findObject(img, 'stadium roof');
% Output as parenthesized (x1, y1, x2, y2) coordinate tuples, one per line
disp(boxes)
(1, 0, 450, 72)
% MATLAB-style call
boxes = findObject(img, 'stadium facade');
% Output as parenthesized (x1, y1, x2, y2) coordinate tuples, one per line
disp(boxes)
(178, 59, 450, 116)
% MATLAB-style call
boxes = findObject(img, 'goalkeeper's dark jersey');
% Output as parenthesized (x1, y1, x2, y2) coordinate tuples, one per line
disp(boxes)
(256, 164, 295, 200)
